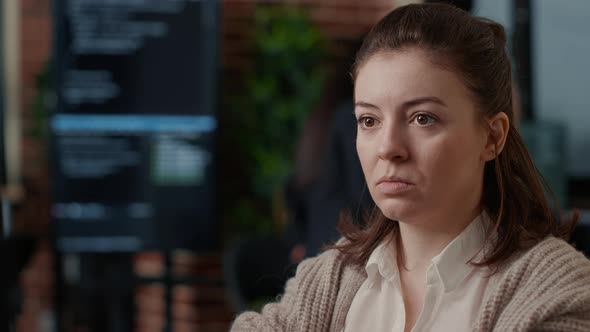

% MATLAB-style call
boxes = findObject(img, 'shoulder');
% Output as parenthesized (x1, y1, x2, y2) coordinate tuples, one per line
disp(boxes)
(477, 237, 590, 331)
(495, 236, 590, 292)
(297, 246, 345, 276)
(291, 243, 363, 291)
(509, 236, 590, 277)
(230, 246, 355, 332)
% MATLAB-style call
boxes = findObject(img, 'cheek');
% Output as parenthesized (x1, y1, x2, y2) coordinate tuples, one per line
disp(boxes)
(356, 139, 371, 172)
(420, 134, 483, 186)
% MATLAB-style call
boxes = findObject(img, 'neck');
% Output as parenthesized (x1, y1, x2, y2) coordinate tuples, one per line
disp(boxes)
(397, 206, 481, 271)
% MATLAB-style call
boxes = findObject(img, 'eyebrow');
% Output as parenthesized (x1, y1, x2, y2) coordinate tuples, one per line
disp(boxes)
(354, 96, 448, 111)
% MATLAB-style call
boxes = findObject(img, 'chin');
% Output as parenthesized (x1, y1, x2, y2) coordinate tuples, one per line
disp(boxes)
(377, 200, 419, 222)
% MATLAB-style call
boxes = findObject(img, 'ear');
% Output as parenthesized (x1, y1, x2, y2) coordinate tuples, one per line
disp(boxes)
(482, 112, 510, 161)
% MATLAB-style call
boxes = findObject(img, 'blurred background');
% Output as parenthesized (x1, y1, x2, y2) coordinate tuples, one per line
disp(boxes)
(1, 0, 589, 331)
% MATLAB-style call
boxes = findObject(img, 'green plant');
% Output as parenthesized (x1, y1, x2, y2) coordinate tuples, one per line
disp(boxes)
(224, 5, 326, 234)
(30, 62, 52, 140)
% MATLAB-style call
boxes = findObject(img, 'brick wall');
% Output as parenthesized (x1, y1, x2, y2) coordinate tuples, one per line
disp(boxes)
(222, 0, 399, 80)
(17, 1, 53, 330)
(17, 0, 52, 236)
(15, 1, 404, 331)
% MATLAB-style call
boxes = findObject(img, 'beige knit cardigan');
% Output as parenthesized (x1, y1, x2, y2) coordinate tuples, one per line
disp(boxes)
(230, 237, 590, 331)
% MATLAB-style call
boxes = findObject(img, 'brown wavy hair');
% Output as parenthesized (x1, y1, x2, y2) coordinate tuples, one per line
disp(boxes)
(332, 3, 578, 269)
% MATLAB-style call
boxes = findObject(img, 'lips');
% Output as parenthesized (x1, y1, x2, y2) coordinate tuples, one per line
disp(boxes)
(376, 176, 415, 195)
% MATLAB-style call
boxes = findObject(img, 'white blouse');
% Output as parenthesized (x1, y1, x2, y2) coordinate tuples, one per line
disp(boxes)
(343, 215, 490, 332)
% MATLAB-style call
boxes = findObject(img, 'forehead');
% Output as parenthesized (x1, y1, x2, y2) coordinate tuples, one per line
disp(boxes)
(354, 50, 474, 108)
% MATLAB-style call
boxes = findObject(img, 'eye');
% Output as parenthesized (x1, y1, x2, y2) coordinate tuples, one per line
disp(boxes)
(358, 116, 378, 129)
(412, 113, 437, 126)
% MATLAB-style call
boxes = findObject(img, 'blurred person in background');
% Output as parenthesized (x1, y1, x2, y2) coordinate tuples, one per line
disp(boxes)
(224, 38, 373, 312)
(231, 3, 590, 331)
(288, 37, 372, 262)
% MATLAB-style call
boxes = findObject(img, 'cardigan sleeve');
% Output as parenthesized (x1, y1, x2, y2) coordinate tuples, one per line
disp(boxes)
(479, 237, 590, 332)
(230, 277, 298, 332)
(533, 315, 590, 332)
(531, 252, 590, 332)
(229, 253, 323, 332)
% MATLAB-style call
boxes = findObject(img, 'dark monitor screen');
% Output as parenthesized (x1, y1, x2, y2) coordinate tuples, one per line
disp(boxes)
(52, 0, 218, 252)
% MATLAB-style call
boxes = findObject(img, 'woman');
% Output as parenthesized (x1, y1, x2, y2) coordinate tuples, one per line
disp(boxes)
(231, 3, 590, 331)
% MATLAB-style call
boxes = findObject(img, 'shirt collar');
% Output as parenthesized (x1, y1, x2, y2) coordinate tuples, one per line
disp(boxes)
(365, 237, 398, 288)
(430, 213, 489, 292)
(364, 213, 489, 292)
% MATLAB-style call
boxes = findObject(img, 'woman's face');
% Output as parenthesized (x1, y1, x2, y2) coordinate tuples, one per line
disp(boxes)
(354, 50, 490, 226)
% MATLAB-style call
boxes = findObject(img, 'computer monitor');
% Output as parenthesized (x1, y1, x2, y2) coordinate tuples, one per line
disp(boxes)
(51, 0, 219, 252)
(475, 0, 590, 206)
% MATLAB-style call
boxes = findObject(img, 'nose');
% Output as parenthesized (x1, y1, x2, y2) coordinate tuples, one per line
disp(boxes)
(377, 123, 409, 161)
